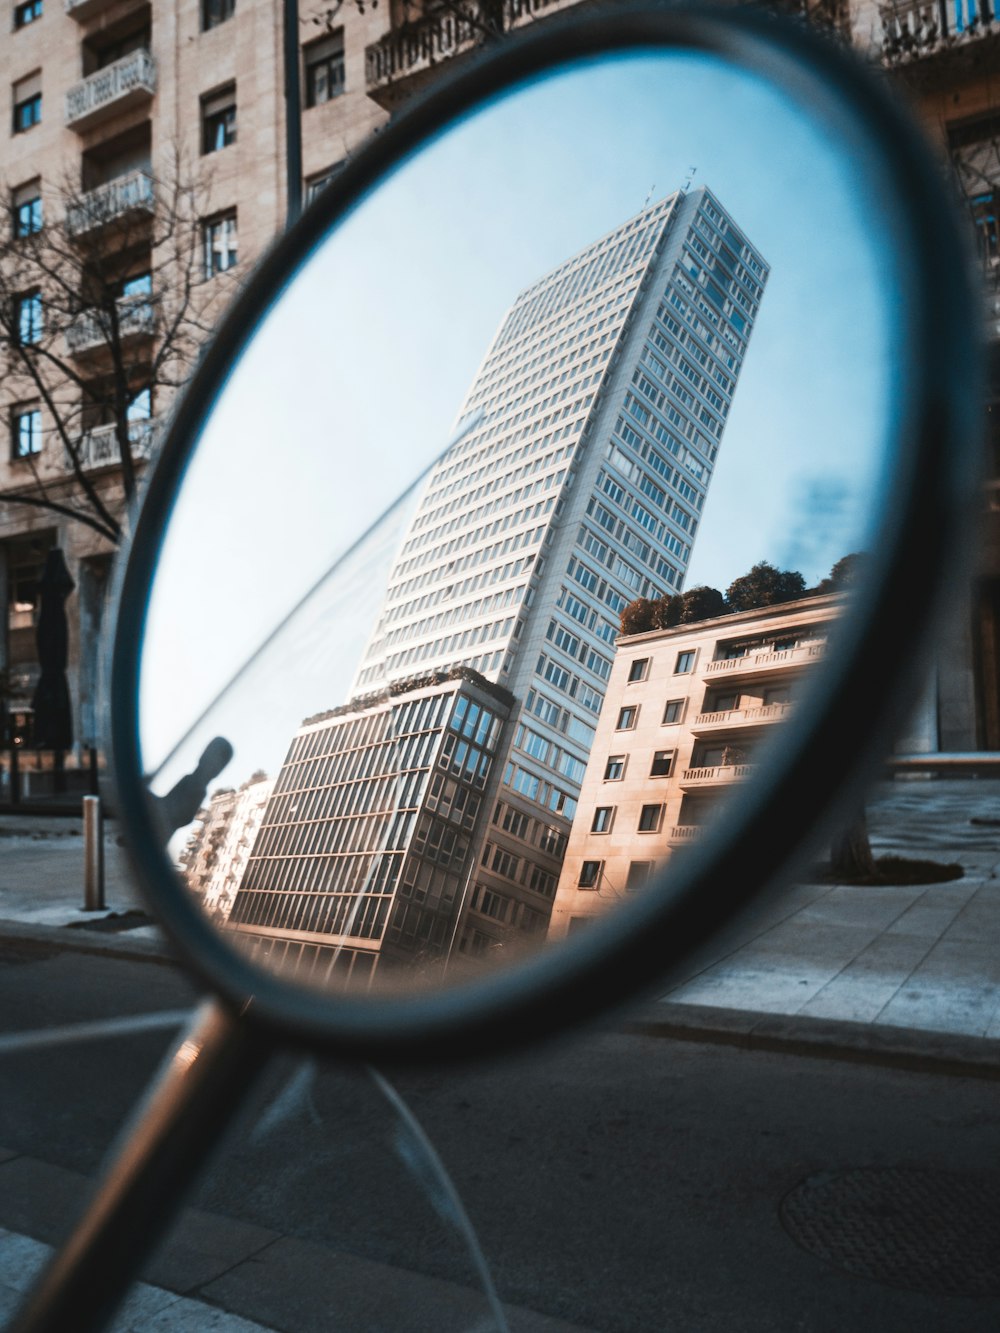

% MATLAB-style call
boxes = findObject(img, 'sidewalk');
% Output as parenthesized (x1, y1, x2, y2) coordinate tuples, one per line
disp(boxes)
(0, 1152, 588, 1333)
(1, 782, 999, 1053)
(0, 813, 164, 946)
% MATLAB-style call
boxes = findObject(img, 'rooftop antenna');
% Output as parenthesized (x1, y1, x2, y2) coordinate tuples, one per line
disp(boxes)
(642, 183, 656, 208)
(683, 166, 697, 193)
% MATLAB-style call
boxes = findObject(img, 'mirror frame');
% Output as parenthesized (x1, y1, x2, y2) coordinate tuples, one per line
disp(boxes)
(109, 1, 983, 1064)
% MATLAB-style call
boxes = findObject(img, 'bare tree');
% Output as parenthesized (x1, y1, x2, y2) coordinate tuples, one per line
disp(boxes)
(0, 149, 232, 544)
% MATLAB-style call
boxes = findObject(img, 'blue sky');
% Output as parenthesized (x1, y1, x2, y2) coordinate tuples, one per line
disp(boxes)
(141, 47, 898, 793)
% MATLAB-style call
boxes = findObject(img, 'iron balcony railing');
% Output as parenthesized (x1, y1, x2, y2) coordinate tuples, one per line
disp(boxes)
(365, 0, 562, 100)
(880, 0, 997, 66)
(65, 170, 155, 238)
(65, 417, 159, 474)
(66, 294, 155, 357)
(65, 50, 156, 131)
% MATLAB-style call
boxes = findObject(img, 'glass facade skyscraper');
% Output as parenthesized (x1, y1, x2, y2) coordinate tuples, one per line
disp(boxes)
(231, 186, 767, 977)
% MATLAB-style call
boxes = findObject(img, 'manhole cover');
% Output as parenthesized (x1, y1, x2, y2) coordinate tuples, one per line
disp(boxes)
(780, 1167, 1000, 1297)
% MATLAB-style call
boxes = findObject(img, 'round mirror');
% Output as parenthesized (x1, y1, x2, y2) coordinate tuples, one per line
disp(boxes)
(111, 4, 981, 1059)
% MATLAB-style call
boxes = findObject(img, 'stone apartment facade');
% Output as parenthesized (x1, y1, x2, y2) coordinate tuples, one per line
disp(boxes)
(547, 592, 843, 939)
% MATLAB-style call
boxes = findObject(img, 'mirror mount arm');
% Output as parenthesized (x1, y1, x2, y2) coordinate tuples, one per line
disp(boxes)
(9, 999, 271, 1333)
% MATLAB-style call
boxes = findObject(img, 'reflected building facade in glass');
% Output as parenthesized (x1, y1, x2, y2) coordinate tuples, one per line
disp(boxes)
(231, 186, 766, 976)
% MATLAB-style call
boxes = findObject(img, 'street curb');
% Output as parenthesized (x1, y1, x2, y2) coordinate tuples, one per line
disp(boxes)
(5, 918, 1000, 1082)
(0, 918, 179, 967)
(624, 1001, 1000, 1080)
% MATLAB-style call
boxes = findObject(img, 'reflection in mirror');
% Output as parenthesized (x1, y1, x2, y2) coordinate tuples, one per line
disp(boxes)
(139, 47, 896, 998)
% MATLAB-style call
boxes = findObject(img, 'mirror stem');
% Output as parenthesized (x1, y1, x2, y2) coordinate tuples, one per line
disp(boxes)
(10, 1000, 272, 1333)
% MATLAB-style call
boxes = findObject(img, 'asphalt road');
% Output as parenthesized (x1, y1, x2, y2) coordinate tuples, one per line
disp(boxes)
(0, 946, 999, 1331)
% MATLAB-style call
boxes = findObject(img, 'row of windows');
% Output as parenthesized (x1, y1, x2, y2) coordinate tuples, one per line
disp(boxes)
(375, 613, 519, 678)
(241, 845, 401, 898)
(282, 693, 450, 769)
(425, 771, 482, 831)
(413, 440, 573, 533)
(272, 727, 439, 803)
(387, 519, 544, 599)
(395, 493, 554, 577)
(590, 802, 665, 835)
(514, 722, 588, 787)
(616, 696, 689, 732)
(379, 580, 526, 650)
(382, 552, 536, 625)
(503, 762, 577, 821)
(470, 884, 549, 934)
(578, 859, 655, 892)
(249, 802, 416, 863)
(230, 885, 391, 940)
(592, 471, 690, 567)
(478, 842, 558, 900)
(463, 323, 618, 433)
(602, 749, 675, 781)
(492, 800, 567, 859)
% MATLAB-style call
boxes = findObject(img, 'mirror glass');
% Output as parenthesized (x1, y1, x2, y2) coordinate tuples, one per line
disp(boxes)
(137, 46, 898, 996)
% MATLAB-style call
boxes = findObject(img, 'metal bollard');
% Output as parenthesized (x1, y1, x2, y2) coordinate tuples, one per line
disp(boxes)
(83, 794, 105, 912)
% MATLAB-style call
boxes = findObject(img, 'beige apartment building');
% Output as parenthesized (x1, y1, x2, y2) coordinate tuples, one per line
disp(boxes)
(547, 592, 843, 939)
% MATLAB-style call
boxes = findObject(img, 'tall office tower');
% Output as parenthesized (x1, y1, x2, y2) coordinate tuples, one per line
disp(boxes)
(354, 187, 766, 946)
(230, 186, 767, 976)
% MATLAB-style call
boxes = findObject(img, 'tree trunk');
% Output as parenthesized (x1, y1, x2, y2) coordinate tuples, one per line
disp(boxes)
(830, 805, 877, 881)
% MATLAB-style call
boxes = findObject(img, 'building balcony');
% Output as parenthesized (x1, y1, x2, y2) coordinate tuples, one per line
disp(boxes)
(365, 0, 561, 108)
(691, 701, 795, 733)
(65, 0, 117, 18)
(64, 416, 159, 474)
(879, 0, 998, 70)
(65, 50, 156, 132)
(65, 170, 155, 238)
(66, 294, 155, 357)
(668, 824, 702, 843)
(680, 763, 753, 789)
(704, 642, 826, 680)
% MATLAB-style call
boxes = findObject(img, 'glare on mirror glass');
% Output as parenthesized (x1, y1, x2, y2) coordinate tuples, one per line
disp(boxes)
(140, 49, 896, 997)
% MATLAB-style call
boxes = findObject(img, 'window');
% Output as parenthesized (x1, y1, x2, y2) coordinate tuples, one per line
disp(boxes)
(306, 162, 344, 203)
(616, 705, 638, 730)
(304, 31, 345, 108)
(12, 73, 41, 134)
(626, 861, 654, 892)
(638, 803, 663, 833)
(201, 86, 236, 153)
(121, 271, 151, 299)
(650, 750, 674, 778)
(11, 403, 40, 458)
(14, 0, 42, 28)
(127, 386, 152, 422)
(12, 180, 41, 238)
(578, 860, 602, 889)
(16, 291, 42, 345)
(591, 806, 614, 834)
(628, 657, 650, 683)
(603, 755, 625, 781)
(662, 699, 685, 724)
(674, 650, 695, 674)
(202, 211, 237, 278)
(202, 0, 234, 30)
